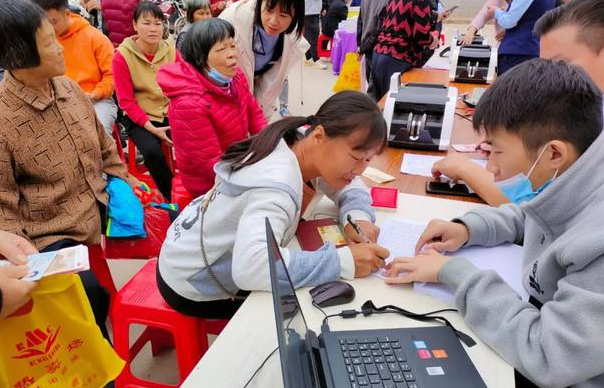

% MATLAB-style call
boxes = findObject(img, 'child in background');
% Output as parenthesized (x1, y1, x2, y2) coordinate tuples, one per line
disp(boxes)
(176, 0, 212, 51)
(387, 59, 604, 388)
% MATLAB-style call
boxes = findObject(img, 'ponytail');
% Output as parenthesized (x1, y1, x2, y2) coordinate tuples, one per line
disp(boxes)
(222, 91, 387, 171)
(222, 116, 310, 171)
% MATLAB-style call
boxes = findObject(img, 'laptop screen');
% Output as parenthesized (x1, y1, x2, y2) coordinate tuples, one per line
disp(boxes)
(265, 218, 321, 388)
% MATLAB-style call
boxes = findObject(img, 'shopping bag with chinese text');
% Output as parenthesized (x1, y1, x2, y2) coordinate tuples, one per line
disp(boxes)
(0, 274, 124, 388)
(333, 53, 361, 92)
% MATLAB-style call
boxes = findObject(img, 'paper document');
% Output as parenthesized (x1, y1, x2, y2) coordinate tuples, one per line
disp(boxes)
(400, 154, 487, 177)
(363, 167, 395, 183)
(372, 219, 428, 279)
(0, 245, 89, 281)
(373, 219, 529, 302)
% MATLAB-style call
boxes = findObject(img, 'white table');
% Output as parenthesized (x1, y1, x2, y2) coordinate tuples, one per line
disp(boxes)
(182, 193, 515, 388)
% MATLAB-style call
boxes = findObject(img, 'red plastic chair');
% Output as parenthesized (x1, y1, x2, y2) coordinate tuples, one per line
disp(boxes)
(112, 124, 126, 163)
(171, 175, 194, 211)
(317, 34, 333, 58)
(111, 259, 229, 388)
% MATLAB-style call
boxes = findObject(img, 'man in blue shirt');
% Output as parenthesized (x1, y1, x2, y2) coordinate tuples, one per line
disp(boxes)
(486, 0, 555, 74)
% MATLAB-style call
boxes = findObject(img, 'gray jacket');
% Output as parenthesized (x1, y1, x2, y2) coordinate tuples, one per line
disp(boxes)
(159, 139, 374, 302)
(439, 132, 604, 388)
(357, 0, 388, 54)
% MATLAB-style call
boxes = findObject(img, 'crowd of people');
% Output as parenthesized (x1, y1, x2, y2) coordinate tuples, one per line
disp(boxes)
(2, 0, 604, 387)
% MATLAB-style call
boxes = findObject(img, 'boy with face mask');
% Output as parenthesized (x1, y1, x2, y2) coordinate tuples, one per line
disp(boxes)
(386, 59, 604, 387)
(431, 0, 604, 207)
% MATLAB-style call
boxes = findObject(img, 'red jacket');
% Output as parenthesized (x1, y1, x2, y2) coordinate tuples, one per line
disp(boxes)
(157, 58, 267, 197)
(101, 0, 138, 47)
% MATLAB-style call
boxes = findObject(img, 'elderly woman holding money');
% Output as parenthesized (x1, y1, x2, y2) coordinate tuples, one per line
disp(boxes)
(0, 0, 137, 337)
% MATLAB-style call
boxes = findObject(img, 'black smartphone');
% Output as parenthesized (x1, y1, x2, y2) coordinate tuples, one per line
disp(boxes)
(425, 181, 478, 197)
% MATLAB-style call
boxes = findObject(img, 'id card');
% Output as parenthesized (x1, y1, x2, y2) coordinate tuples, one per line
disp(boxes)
(317, 225, 347, 246)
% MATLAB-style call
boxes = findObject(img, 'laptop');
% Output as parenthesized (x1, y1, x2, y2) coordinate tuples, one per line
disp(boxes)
(265, 218, 488, 388)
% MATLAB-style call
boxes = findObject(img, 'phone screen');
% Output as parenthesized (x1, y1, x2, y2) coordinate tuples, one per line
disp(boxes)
(425, 181, 477, 197)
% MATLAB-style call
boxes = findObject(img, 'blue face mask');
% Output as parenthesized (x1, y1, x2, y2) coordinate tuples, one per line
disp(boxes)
(494, 144, 559, 204)
(207, 67, 233, 85)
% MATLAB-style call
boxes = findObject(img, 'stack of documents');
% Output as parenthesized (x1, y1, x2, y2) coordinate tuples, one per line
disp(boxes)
(0, 245, 90, 281)
(373, 219, 528, 302)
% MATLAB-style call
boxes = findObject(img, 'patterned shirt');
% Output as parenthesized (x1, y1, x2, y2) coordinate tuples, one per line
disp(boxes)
(374, 0, 436, 66)
(0, 72, 135, 249)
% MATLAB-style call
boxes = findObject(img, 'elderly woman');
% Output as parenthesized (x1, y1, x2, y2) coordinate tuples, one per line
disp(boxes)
(158, 19, 267, 197)
(0, 0, 136, 337)
(175, 0, 212, 51)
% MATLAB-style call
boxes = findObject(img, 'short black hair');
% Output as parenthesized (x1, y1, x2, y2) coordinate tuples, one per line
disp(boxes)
(535, 0, 604, 53)
(182, 18, 235, 73)
(133, 1, 165, 22)
(31, 0, 69, 11)
(254, 0, 304, 40)
(0, 0, 47, 71)
(473, 59, 602, 156)
(186, 0, 211, 23)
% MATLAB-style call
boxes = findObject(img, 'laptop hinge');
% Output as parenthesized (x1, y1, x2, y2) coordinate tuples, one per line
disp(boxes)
(306, 330, 334, 388)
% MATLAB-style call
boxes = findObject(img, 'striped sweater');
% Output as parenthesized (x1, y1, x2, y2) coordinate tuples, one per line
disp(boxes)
(374, 0, 436, 65)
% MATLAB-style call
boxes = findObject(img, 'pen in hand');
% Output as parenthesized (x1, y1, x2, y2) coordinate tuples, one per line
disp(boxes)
(347, 214, 371, 243)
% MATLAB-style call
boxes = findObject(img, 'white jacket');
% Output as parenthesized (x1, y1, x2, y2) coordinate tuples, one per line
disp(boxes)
(220, 0, 310, 118)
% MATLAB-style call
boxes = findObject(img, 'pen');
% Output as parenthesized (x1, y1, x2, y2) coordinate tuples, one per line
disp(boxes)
(346, 214, 371, 243)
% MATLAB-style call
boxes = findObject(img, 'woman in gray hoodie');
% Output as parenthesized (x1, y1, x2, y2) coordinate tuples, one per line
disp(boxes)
(158, 91, 391, 319)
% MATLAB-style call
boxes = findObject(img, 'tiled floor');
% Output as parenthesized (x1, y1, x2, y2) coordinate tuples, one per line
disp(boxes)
(108, 21, 497, 385)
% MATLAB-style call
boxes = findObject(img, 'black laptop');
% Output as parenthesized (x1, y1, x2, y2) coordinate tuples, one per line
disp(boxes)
(265, 218, 489, 388)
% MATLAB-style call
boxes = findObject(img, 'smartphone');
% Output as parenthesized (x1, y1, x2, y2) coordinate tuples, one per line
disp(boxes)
(425, 181, 478, 197)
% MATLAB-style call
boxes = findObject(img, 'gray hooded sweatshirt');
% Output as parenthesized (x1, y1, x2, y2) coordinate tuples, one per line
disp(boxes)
(439, 132, 604, 388)
(159, 139, 375, 302)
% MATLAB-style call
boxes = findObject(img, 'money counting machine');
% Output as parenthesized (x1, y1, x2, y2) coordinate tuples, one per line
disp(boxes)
(382, 74, 458, 151)
(449, 43, 497, 84)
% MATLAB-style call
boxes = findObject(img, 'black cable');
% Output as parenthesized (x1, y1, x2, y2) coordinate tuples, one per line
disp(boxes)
(312, 301, 328, 318)
(455, 112, 473, 123)
(242, 347, 279, 388)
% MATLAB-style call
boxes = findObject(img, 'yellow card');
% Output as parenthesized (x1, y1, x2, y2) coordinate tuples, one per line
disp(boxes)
(317, 225, 347, 246)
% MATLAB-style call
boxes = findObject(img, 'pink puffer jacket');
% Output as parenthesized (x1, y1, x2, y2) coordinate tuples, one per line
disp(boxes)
(157, 57, 267, 197)
(102, 0, 138, 47)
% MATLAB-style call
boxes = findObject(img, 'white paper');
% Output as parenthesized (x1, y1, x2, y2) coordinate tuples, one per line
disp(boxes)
(414, 243, 529, 303)
(372, 219, 428, 279)
(374, 219, 529, 302)
(400, 154, 487, 178)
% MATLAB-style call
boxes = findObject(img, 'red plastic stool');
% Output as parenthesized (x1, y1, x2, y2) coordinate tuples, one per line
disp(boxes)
(111, 259, 229, 388)
(317, 34, 333, 58)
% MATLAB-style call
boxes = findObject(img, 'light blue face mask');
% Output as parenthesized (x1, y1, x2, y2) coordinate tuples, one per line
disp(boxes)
(207, 67, 233, 85)
(495, 144, 559, 204)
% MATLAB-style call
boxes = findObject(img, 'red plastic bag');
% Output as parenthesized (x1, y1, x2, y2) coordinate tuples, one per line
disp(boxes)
(104, 206, 171, 259)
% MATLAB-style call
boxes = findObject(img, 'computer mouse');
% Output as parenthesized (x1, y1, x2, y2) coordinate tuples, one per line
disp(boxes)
(309, 280, 355, 308)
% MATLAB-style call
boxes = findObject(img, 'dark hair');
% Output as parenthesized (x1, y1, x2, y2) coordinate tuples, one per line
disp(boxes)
(254, 0, 304, 39)
(31, 0, 68, 11)
(223, 91, 388, 170)
(473, 59, 602, 156)
(186, 0, 211, 23)
(0, 0, 46, 70)
(535, 0, 604, 53)
(182, 19, 235, 73)
(133, 1, 165, 22)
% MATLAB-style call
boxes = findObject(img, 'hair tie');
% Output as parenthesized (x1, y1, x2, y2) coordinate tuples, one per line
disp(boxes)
(306, 115, 316, 126)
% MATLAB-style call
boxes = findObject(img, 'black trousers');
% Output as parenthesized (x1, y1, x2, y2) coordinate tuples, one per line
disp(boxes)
(156, 267, 250, 319)
(304, 14, 321, 61)
(362, 51, 377, 101)
(371, 52, 413, 101)
(41, 239, 111, 342)
(123, 116, 173, 201)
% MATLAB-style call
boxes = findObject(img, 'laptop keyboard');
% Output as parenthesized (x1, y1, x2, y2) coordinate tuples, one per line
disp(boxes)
(338, 336, 418, 388)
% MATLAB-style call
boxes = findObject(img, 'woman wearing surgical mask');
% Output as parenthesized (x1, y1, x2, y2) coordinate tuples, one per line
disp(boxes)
(219, 0, 307, 118)
(157, 19, 267, 197)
